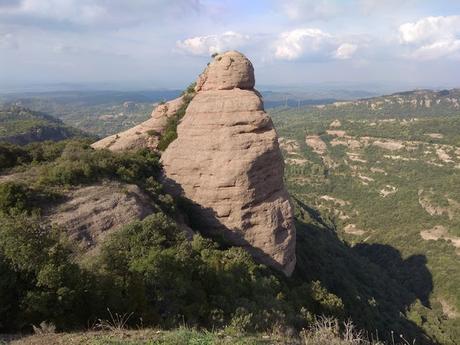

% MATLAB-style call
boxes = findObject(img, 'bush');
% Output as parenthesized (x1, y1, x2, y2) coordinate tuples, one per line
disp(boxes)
(0, 182, 32, 214)
(300, 317, 384, 345)
(0, 143, 29, 171)
(37, 142, 161, 186)
(94, 214, 317, 331)
(0, 214, 91, 331)
(157, 84, 195, 151)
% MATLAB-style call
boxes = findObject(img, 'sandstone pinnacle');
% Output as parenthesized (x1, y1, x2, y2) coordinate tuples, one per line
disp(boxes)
(161, 51, 296, 276)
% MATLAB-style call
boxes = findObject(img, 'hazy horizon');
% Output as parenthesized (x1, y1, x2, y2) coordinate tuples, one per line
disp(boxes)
(1, 0, 460, 91)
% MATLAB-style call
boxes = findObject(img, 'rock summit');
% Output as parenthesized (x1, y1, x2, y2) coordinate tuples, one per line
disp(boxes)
(161, 51, 296, 275)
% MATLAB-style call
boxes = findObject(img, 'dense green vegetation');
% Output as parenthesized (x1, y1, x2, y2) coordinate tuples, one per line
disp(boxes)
(0, 140, 72, 172)
(0, 141, 339, 336)
(157, 83, 196, 151)
(0, 106, 86, 145)
(269, 93, 460, 345)
(2, 89, 460, 344)
(0, 140, 435, 344)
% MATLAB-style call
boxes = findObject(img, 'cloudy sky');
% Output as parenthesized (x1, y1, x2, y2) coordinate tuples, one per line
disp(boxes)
(1, 0, 459, 90)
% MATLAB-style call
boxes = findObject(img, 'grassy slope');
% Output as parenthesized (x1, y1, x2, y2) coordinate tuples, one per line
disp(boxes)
(0, 329, 271, 345)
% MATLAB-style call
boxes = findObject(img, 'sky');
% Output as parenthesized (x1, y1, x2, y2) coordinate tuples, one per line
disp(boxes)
(0, 0, 460, 91)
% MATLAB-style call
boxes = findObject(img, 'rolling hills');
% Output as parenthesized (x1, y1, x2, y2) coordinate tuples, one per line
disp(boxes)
(1, 86, 459, 344)
(270, 88, 460, 344)
(0, 106, 87, 145)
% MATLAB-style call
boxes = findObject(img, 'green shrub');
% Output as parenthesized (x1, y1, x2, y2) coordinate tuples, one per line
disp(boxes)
(157, 84, 195, 151)
(0, 140, 87, 172)
(0, 143, 29, 171)
(0, 182, 32, 214)
(94, 214, 317, 331)
(0, 214, 91, 331)
(38, 142, 161, 186)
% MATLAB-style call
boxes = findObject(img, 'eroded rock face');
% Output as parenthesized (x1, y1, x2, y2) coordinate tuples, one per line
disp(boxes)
(46, 182, 154, 251)
(161, 51, 296, 276)
(46, 181, 194, 256)
(91, 96, 184, 151)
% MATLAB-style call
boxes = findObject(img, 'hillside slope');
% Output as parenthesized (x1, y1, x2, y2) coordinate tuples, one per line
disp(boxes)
(310, 89, 460, 119)
(270, 89, 460, 345)
(0, 90, 182, 137)
(0, 139, 437, 344)
(0, 106, 86, 145)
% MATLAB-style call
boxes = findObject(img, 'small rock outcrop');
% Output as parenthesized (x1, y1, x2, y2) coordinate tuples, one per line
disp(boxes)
(161, 51, 296, 275)
(46, 182, 154, 251)
(91, 96, 184, 151)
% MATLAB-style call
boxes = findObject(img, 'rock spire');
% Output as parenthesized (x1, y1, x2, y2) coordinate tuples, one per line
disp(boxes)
(161, 51, 296, 275)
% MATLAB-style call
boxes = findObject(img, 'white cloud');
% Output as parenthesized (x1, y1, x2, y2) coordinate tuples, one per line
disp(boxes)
(335, 43, 357, 59)
(20, 0, 106, 24)
(399, 15, 460, 44)
(0, 0, 203, 28)
(176, 31, 250, 56)
(274, 28, 332, 60)
(280, 0, 339, 21)
(399, 16, 460, 60)
(274, 28, 357, 61)
(410, 39, 460, 60)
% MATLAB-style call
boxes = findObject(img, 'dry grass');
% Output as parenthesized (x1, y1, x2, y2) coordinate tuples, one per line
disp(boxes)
(301, 317, 383, 345)
(0, 318, 417, 345)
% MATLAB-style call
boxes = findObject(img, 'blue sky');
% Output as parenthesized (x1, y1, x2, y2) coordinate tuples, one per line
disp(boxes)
(0, 0, 459, 90)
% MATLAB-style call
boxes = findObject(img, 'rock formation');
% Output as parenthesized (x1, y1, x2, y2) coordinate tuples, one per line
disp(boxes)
(91, 96, 184, 151)
(46, 182, 154, 251)
(161, 51, 296, 276)
(45, 181, 194, 256)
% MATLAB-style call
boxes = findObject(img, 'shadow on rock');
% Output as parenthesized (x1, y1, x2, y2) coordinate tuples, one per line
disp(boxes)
(162, 174, 436, 344)
(163, 175, 290, 274)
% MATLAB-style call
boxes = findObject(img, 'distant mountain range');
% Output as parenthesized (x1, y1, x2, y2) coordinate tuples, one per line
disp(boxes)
(1, 88, 459, 143)
(327, 88, 460, 111)
(299, 88, 460, 119)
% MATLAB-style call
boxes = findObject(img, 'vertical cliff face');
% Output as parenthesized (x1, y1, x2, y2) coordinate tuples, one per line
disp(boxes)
(161, 51, 296, 276)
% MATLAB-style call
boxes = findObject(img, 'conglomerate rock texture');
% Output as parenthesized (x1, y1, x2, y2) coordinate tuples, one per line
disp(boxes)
(91, 96, 184, 151)
(161, 51, 296, 275)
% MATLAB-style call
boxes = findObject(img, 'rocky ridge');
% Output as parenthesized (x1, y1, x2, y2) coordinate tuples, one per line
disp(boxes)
(91, 96, 185, 151)
(326, 89, 460, 110)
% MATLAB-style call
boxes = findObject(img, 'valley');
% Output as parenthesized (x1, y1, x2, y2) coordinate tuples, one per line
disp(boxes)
(1, 83, 460, 344)
(270, 90, 460, 344)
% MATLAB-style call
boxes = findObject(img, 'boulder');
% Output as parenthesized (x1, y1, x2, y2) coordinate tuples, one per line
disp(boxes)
(195, 50, 255, 91)
(161, 51, 296, 276)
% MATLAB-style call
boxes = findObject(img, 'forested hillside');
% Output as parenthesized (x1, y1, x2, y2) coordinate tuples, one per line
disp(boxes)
(270, 89, 460, 345)
(0, 106, 87, 145)
(1, 88, 459, 344)
(0, 90, 181, 137)
(0, 139, 438, 344)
